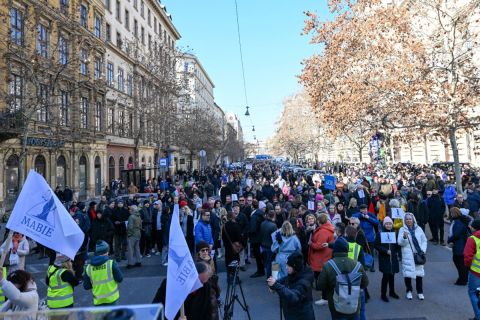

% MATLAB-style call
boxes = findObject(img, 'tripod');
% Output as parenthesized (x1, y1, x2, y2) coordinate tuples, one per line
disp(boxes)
(223, 261, 251, 320)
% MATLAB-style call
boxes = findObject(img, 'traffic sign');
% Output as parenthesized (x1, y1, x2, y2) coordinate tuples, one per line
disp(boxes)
(199, 150, 206, 157)
(159, 158, 168, 168)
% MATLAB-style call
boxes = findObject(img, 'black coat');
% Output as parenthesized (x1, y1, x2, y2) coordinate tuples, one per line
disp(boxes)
(271, 266, 315, 320)
(222, 220, 243, 266)
(90, 217, 115, 244)
(374, 231, 400, 274)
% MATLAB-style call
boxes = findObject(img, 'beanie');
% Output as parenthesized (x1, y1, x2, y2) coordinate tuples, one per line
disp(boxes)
(333, 238, 349, 254)
(383, 216, 394, 226)
(286, 251, 304, 273)
(77, 202, 86, 211)
(95, 240, 110, 256)
(196, 240, 210, 253)
(472, 219, 480, 231)
(180, 200, 188, 208)
(53, 253, 70, 267)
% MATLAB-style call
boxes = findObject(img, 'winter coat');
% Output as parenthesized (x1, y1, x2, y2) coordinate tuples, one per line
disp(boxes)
(327, 213, 342, 227)
(270, 266, 315, 320)
(127, 210, 142, 239)
(464, 230, 480, 277)
(195, 220, 214, 247)
(222, 220, 243, 266)
(272, 235, 302, 279)
(427, 195, 446, 221)
(374, 230, 400, 274)
(248, 209, 265, 244)
(0, 237, 29, 272)
(0, 279, 38, 313)
(352, 212, 379, 243)
(112, 207, 129, 236)
(307, 223, 334, 272)
(317, 253, 369, 319)
(90, 216, 115, 244)
(467, 191, 480, 214)
(260, 220, 277, 249)
(397, 215, 427, 279)
(448, 215, 470, 255)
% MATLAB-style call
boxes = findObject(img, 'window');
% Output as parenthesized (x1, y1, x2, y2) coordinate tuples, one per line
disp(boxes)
(140, 1, 144, 17)
(94, 15, 102, 38)
(125, 10, 129, 30)
(119, 110, 125, 135)
(147, 9, 151, 25)
(134, 19, 138, 38)
(141, 26, 145, 45)
(115, 0, 120, 21)
(163, 30, 166, 43)
(148, 34, 151, 50)
(128, 113, 133, 137)
(80, 4, 88, 28)
(107, 108, 114, 134)
(107, 62, 113, 86)
(60, 90, 69, 126)
(154, 17, 157, 33)
(105, 23, 111, 42)
(95, 101, 102, 131)
(105, 0, 110, 11)
(10, 8, 24, 45)
(36, 24, 49, 58)
(60, 0, 69, 14)
(80, 97, 88, 128)
(58, 34, 68, 65)
(116, 32, 122, 49)
(133, 0, 137, 9)
(117, 67, 124, 91)
(94, 57, 102, 80)
(127, 74, 133, 96)
(9, 73, 23, 112)
(159, 23, 162, 39)
(80, 48, 88, 75)
(37, 84, 48, 122)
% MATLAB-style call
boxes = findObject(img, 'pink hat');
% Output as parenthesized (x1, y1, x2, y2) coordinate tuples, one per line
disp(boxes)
(383, 216, 394, 225)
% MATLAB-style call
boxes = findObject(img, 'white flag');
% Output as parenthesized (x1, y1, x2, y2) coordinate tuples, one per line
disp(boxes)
(6, 170, 84, 259)
(165, 204, 202, 319)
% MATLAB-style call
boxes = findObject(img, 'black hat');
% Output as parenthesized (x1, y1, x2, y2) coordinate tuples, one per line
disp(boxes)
(472, 219, 480, 231)
(333, 238, 349, 254)
(196, 241, 210, 253)
(286, 251, 304, 273)
(359, 204, 368, 210)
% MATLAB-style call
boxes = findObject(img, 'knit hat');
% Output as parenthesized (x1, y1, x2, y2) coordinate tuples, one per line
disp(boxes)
(180, 200, 188, 208)
(259, 201, 266, 210)
(472, 219, 480, 231)
(77, 202, 86, 211)
(286, 251, 304, 273)
(196, 240, 210, 253)
(383, 216, 394, 226)
(143, 200, 150, 205)
(333, 238, 349, 254)
(54, 253, 70, 267)
(95, 240, 110, 256)
(153, 200, 162, 205)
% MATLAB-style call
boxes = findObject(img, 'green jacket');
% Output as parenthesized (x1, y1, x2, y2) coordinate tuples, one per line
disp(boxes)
(317, 253, 369, 318)
(127, 211, 142, 239)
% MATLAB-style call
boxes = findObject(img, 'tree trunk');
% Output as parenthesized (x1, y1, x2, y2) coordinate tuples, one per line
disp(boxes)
(449, 128, 463, 192)
(358, 147, 363, 163)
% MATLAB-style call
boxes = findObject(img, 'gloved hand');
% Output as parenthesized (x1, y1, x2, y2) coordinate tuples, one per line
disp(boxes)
(275, 232, 283, 244)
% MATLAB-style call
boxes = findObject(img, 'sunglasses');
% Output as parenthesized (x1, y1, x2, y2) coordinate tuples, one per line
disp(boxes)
(349, 223, 357, 225)
(200, 248, 209, 253)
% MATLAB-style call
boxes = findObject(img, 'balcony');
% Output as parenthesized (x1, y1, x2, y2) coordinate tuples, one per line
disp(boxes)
(0, 111, 25, 142)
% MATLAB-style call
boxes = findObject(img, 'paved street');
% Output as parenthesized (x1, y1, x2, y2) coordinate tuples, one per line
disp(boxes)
(26, 225, 473, 320)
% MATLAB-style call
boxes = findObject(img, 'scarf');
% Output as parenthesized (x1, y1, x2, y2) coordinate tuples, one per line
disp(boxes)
(12, 234, 22, 253)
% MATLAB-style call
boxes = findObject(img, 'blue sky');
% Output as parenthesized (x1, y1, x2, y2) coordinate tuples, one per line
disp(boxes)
(164, 1, 330, 142)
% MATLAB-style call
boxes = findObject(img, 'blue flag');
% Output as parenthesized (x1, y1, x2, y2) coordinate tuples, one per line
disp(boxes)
(165, 204, 202, 319)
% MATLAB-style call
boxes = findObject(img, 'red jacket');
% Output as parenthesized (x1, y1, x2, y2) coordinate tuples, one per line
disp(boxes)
(308, 222, 335, 272)
(464, 230, 480, 277)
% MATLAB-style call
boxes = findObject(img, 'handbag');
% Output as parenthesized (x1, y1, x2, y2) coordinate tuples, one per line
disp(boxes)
(407, 233, 426, 265)
(364, 242, 374, 269)
(223, 225, 244, 254)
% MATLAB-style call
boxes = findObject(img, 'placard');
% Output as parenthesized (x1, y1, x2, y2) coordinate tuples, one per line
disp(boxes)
(324, 175, 337, 190)
(380, 232, 397, 244)
(391, 207, 405, 219)
(246, 164, 253, 170)
(308, 201, 315, 211)
(231, 194, 238, 201)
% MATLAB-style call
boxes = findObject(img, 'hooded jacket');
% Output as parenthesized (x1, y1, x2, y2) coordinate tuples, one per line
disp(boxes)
(464, 229, 480, 277)
(0, 279, 38, 313)
(397, 214, 427, 279)
(308, 222, 334, 272)
(83, 256, 123, 290)
(127, 209, 142, 239)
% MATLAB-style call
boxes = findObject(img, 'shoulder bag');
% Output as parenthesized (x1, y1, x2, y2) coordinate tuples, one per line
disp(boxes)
(407, 232, 426, 265)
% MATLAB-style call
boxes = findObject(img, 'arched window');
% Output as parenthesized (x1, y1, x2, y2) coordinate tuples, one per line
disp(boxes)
(94, 156, 101, 195)
(34, 155, 46, 178)
(119, 156, 125, 171)
(56, 156, 67, 188)
(108, 156, 115, 181)
(5, 155, 19, 207)
(79, 155, 87, 199)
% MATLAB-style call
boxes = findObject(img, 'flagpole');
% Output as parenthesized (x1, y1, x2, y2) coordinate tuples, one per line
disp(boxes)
(180, 303, 185, 318)
(0, 231, 13, 267)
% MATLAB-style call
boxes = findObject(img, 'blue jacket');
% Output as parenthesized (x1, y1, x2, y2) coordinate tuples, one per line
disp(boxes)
(352, 212, 379, 242)
(194, 220, 213, 247)
(83, 256, 123, 290)
(467, 191, 480, 214)
(448, 216, 470, 255)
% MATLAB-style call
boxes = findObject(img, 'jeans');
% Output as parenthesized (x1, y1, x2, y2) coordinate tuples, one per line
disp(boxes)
(114, 234, 127, 260)
(262, 247, 273, 277)
(468, 272, 480, 319)
(359, 290, 366, 320)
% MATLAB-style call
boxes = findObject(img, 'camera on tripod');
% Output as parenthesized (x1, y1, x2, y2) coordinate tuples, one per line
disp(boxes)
(223, 260, 251, 320)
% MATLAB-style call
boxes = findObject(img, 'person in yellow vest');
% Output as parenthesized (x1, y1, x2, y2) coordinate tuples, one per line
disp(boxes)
(83, 240, 123, 306)
(0, 267, 7, 307)
(345, 225, 365, 265)
(46, 253, 79, 309)
(463, 219, 480, 320)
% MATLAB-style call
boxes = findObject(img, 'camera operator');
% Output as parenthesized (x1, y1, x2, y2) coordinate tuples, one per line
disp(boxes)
(222, 212, 243, 284)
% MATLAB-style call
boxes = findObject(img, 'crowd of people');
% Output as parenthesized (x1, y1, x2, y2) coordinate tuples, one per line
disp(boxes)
(1, 161, 480, 319)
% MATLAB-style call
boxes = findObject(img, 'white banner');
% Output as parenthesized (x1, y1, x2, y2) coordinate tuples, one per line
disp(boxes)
(6, 170, 84, 259)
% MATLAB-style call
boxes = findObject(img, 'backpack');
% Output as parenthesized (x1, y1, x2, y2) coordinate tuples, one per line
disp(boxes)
(444, 185, 456, 206)
(328, 259, 363, 315)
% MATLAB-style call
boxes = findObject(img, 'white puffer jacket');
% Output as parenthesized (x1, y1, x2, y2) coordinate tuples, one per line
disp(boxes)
(397, 214, 427, 279)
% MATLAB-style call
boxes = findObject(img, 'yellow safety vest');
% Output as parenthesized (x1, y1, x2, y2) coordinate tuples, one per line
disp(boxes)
(0, 267, 7, 305)
(470, 236, 480, 273)
(85, 259, 119, 305)
(47, 265, 74, 308)
(348, 242, 361, 263)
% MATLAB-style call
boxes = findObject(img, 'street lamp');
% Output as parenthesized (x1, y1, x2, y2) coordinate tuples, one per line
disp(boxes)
(245, 106, 250, 116)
